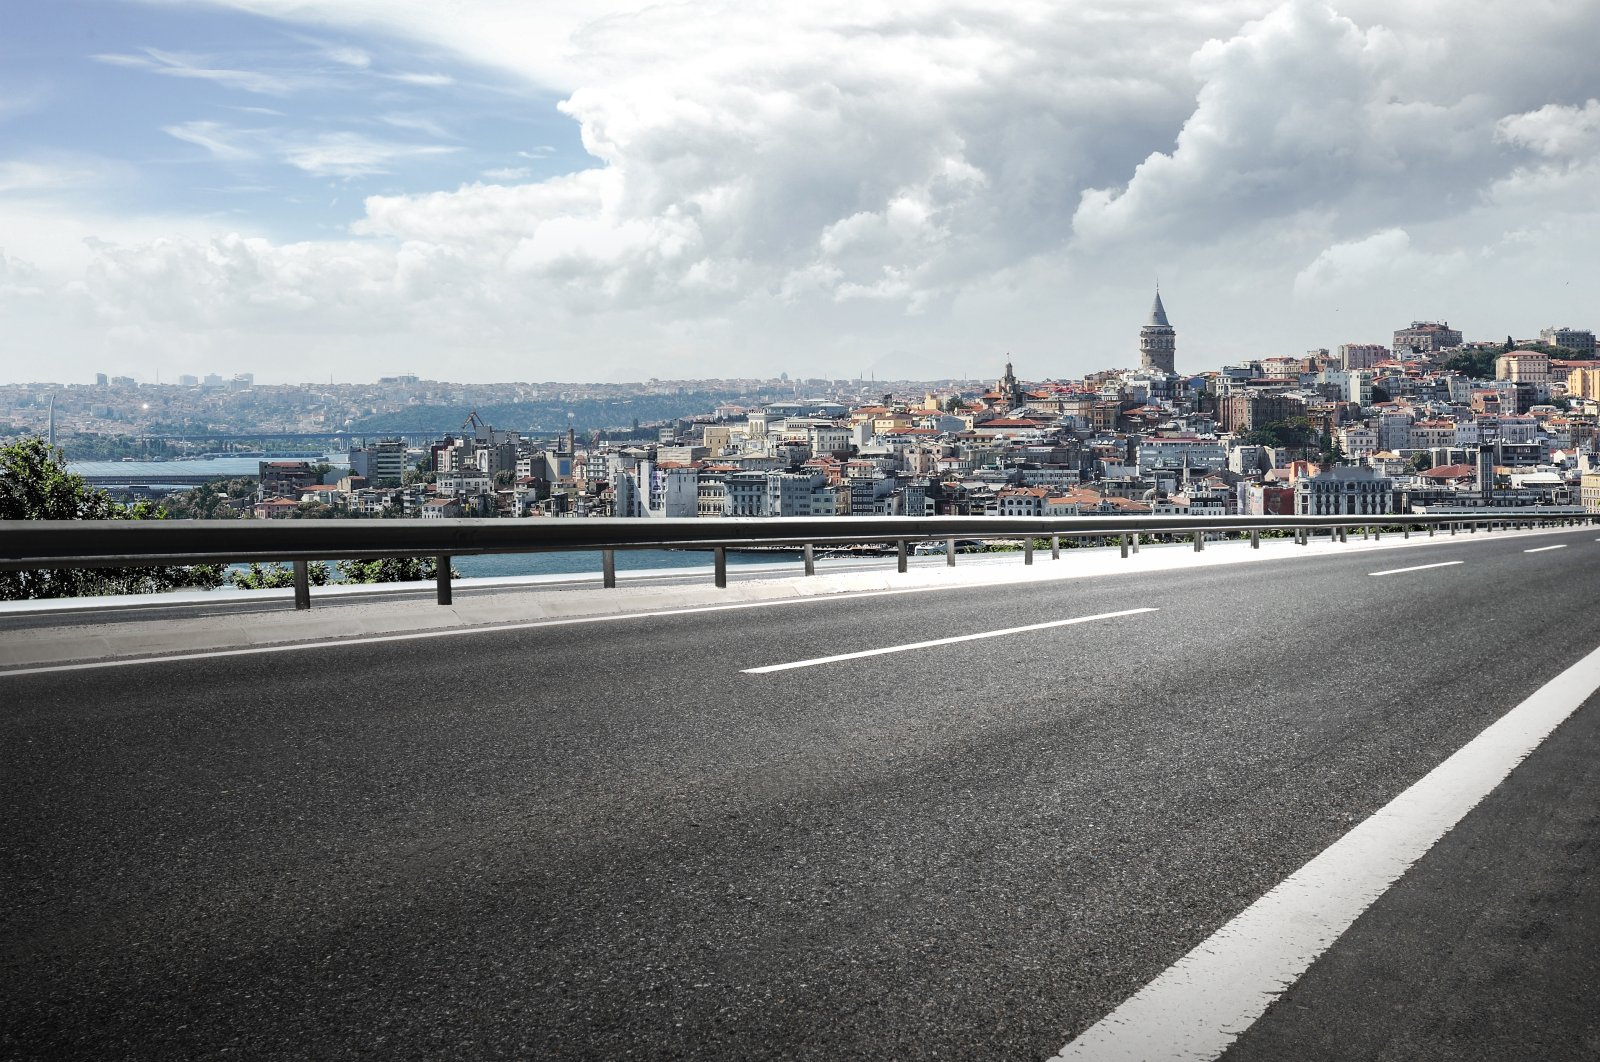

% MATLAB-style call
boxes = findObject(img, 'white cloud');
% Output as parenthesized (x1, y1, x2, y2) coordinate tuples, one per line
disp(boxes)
(0, 88, 48, 122)
(385, 72, 455, 87)
(1291, 228, 1468, 300)
(1497, 98, 1600, 158)
(25, 0, 1600, 382)
(282, 132, 458, 177)
(0, 159, 112, 194)
(91, 48, 296, 95)
(163, 120, 261, 161)
(0, 248, 44, 298)
(379, 112, 454, 138)
(325, 45, 372, 69)
(159, 120, 458, 177)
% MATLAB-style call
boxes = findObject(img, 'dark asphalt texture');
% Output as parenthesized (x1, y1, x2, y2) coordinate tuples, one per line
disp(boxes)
(1223, 684, 1600, 1061)
(3, 533, 1598, 1060)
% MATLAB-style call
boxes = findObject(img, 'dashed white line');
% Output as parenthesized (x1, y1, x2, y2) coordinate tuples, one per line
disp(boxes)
(0, 584, 965, 677)
(741, 607, 1157, 674)
(1525, 544, 1568, 553)
(1049, 638, 1600, 1062)
(1368, 560, 1464, 577)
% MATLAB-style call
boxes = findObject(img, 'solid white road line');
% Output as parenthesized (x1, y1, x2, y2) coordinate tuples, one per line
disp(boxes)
(0, 584, 963, 678)
(1525, 544, 1568, 553)
(1368, 561, 1464, 577)
(741, 607, 1157, 674)
(1049, 638, 1600, 1062)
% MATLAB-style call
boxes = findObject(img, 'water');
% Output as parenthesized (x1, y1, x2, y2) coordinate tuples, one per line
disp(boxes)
(71, 455, 348, 478)
(223, 548, 796, 583)
(451, 549, 793, 579)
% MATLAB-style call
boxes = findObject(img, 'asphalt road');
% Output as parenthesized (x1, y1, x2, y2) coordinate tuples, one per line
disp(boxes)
(3, 533, 1598, 1060)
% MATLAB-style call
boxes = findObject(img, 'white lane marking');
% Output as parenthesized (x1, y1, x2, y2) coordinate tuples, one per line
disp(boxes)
(1049, 639, 1600, 1062)
(1368, 561, 1464, 577)
(1525, 544, 1568, 553)
(0, 584, 959, 677)
(741, 608, 1157, 674)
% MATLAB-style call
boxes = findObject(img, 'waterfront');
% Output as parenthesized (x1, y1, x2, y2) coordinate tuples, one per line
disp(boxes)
(451, 549, 790, 579)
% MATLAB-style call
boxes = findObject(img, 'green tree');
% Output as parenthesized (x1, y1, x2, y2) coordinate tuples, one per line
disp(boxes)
(0, 438, 225, 599)
(1439, 349, 1497, 379)
(230, 561, 332, 589)
(1239, 418, 1317, 451)
(1318, 430, 1346, 466)
(335, 556, 460, 583)
(1407, 451, 1435, 473)
(158, 478, 255, 519)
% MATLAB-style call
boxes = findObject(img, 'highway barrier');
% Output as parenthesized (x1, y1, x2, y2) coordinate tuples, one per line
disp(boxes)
(1, 511, 1590, 610)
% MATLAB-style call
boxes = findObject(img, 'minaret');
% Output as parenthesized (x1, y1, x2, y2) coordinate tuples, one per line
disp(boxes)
(47, 393, 55, 449)
(1139, 289, 1176, 374)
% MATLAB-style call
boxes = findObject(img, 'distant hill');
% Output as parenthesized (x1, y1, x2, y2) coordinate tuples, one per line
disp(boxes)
(346, 393, 747, 434)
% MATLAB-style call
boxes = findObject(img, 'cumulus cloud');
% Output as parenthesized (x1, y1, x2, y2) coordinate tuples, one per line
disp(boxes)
(0, 248, 44, 298)
(1497, 98, 1600, 158)
(1291, 228, 1468, 300)
(25, 0, 1600, 380)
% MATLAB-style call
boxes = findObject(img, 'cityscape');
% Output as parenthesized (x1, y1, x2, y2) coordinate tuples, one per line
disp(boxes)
(9, 296, 1597, 526)
(6, 2, 1600, 1060)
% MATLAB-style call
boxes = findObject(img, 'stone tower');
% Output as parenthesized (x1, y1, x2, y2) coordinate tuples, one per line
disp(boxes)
(995, 358, 1024, 409)
(1139, 289, 1176, 374)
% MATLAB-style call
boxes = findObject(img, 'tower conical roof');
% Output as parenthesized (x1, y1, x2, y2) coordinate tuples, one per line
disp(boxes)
(1146, 290, 1170, 328)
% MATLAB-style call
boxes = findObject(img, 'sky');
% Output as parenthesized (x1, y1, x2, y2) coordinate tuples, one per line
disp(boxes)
(2, 0, 1599, 386)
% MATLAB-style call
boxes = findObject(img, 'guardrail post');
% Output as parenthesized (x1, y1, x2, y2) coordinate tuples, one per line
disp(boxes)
(602, 549, 617, 589)
(1193, 530, 1204, 552)
(1120, 533, 1130, 559)
(1338, 525, 1347, 543)
(1023, 538, 1034, 565)
(1250, 529, 1260, 549)
(1051, 534, 1060, 560)
(714, 547, 727, 588)
(946, 537, 957, 567)
(897, 539, 909, 573)
(1131, 533, 1140, 554)
(292, 560, 311, 610)
(435, 554, 452, 605)
(803, 543, 815, 576)
(1374, 525, 1382, 541)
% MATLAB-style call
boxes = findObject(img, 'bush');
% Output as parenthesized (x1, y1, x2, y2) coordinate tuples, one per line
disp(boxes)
(1, 438, 225, 600)
(230, 561, 332, 590)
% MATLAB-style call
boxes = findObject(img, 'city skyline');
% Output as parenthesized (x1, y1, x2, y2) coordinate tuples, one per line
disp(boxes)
(2, 2, 1598, 385)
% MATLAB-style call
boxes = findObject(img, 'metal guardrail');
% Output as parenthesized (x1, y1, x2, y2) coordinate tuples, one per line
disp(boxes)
(1, 511, 1590, 609)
